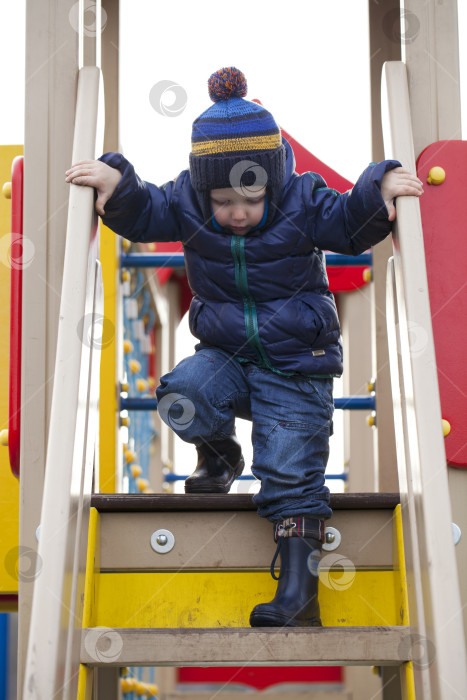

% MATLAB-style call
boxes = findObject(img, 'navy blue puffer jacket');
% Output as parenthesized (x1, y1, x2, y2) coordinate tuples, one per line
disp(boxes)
(100, 138, 400, 376)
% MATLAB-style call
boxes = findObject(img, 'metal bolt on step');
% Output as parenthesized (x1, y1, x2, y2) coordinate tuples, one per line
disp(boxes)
(150, 528, 175, 554)
(452, 523, 461, 546)
(322, 526, 341, 551)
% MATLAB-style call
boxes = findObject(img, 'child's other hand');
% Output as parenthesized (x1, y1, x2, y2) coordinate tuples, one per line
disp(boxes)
(381, 166, 424, 222)
(65, 160, 122, 216)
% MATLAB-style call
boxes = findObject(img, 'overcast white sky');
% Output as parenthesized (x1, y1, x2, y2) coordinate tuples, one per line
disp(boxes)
(1, 1, 466, 488)
(3, 2, 467, 175)
(118, 0, 371, 184)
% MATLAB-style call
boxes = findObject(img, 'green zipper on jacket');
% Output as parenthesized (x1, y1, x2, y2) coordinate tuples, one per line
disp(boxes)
(230, 234, 337, 379)
(231, 235, 293, 374)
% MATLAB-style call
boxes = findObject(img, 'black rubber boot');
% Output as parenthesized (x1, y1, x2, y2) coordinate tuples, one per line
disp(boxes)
(184, 433, 245, 493)
(250, 516, 325, 627)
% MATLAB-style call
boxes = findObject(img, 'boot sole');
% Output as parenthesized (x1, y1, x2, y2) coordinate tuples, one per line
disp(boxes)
(249, 611, 322, 628)
(184, 458, 245, 494)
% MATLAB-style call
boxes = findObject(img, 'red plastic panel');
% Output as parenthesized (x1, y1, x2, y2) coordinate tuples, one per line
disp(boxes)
(279, 126, 353, 191)
(417, 140, 467, 467)
(8, 156, 23, 478)
(179, 665, 342, 690)
(151, 239, 183, 286)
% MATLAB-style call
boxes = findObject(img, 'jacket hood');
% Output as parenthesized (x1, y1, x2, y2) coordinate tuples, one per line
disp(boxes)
(282, 135, 296, 184)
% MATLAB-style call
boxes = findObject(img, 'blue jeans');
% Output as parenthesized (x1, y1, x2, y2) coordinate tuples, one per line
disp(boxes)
(156, 345, 334, 522)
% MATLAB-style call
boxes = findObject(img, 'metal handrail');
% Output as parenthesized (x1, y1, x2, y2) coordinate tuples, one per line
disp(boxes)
(23, 66, 103, 700)
(382, 61, 467, 697)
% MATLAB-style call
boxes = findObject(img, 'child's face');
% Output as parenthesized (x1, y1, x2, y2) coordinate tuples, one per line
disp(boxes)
(210, 186, 266, 235)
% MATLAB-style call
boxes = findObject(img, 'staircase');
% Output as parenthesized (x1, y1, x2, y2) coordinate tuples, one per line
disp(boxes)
(76, 492, 414, 696)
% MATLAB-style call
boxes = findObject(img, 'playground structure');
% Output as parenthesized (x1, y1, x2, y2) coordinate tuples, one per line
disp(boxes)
(1, 1, 467, 698)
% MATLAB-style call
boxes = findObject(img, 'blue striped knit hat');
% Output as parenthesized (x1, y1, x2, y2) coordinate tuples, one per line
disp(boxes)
(189, 67, 286, 228)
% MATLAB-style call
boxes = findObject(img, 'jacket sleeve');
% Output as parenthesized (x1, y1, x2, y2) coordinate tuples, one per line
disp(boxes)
(97, 153, 183, 242)
(304, 160, 402, 255)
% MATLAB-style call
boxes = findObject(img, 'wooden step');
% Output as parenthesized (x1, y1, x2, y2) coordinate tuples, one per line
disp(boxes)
(81, 627, 410, 667)
(96, 499, 397, 572)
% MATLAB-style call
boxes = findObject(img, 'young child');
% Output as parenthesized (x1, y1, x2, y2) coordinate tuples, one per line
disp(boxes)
(66, 67, 423, 628)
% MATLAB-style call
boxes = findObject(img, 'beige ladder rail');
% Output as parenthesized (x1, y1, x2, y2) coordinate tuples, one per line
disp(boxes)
(382, 61, 467, 699)
(22, 65, 103, 700)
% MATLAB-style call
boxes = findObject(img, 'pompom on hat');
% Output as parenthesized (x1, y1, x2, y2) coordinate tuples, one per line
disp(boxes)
(189, 67, 286, 229)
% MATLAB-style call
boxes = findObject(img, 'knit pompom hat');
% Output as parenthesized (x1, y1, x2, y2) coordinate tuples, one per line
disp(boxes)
(189, 67, 286, 229)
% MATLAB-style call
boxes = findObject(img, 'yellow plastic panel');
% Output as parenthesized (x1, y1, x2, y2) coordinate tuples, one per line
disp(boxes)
(82, 507, 100, 628)
(99, 224, 118, 492)
(393, 504, 409, 625)
(0, 145, 22, 601)
(403, 661, 416, 700)
(77, 664, 93, 700)
(393, 505, 415, 695)
(95, 570, 399, 628)
(78, 508, 100, 698)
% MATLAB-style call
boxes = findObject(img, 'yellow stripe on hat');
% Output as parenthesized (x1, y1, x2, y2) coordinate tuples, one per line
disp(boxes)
(192, 134, 282, 156)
